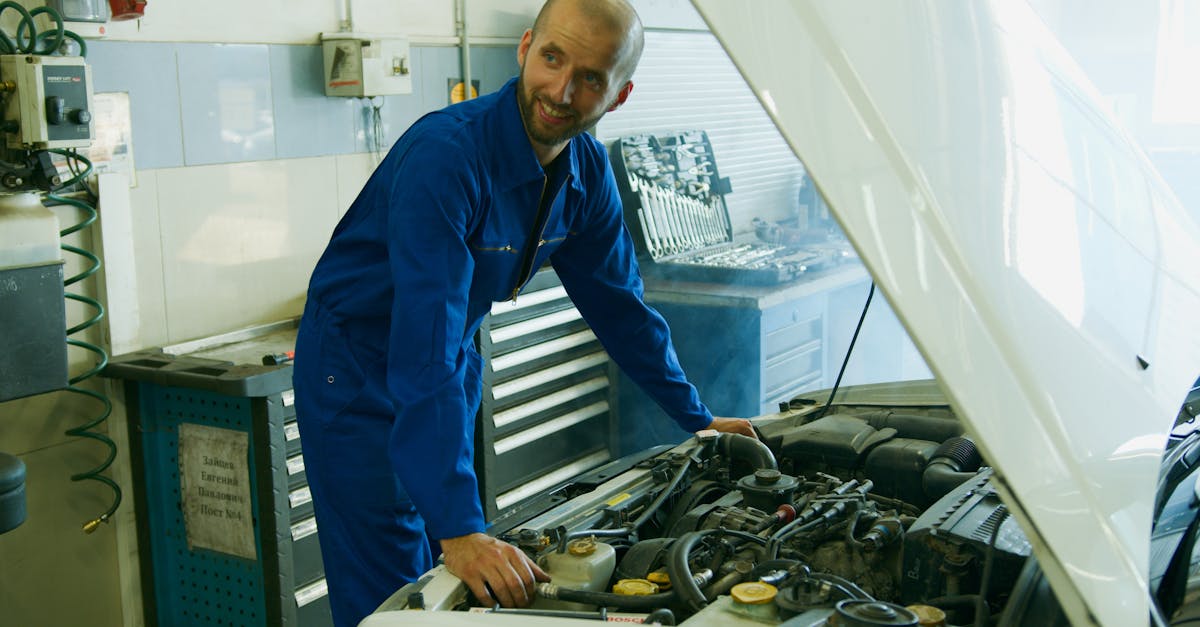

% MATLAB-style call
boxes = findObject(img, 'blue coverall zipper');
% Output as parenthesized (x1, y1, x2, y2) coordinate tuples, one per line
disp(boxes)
(510, 174, 566, 302)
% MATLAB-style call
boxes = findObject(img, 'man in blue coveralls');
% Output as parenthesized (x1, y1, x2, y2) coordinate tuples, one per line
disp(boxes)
(294, 0, 756, 624)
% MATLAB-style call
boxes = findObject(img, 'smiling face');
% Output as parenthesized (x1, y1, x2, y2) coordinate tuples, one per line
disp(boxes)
(516, 0, 639, 164)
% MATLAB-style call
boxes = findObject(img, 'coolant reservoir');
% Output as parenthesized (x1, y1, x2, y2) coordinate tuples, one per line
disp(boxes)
(0, 192, 61, 267)
(532, 536, 616, 611)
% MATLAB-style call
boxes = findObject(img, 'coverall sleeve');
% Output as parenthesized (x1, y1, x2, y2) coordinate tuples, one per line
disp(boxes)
(551, 167, 713, 433)
(383, 129, 487, 541)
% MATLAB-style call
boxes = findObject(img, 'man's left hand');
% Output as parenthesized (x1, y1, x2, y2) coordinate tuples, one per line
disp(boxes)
(705, 416, 758, 440)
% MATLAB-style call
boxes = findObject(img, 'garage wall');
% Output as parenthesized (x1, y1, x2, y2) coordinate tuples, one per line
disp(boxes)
(0, 4, 529, 627)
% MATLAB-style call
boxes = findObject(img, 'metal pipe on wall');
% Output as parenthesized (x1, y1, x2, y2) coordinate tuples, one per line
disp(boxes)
(456, 0, 473, 100)
(335, 0, 353, 32)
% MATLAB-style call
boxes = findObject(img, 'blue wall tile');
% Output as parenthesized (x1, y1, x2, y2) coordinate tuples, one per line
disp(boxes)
(84, 42, 520, 169)
(177, 43, 276, 166)
(270, 44, 357, 160)
(420, 46, 465, 112)
(87, 41, 185, 169)
(471, 45, 520, 96)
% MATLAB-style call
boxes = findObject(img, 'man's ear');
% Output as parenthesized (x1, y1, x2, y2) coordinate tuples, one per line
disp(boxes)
(517, 29, 533, 66)
(608, 81, 634, 112)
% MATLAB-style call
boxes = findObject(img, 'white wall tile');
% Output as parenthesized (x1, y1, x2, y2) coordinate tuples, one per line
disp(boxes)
(125, 171, 170, 352)
(155, 157, 340, 342)
(335, 152, 375, 218)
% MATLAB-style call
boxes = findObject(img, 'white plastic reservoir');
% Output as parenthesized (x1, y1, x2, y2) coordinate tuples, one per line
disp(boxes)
(0, 192, 60, 268)
(533, 536, 616, 612)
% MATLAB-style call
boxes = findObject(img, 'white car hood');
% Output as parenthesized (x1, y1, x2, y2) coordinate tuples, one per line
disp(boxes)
(693, 1, 1200, 625)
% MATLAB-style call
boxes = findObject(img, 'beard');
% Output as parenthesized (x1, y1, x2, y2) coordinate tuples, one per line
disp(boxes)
(516, 69, 606, 149)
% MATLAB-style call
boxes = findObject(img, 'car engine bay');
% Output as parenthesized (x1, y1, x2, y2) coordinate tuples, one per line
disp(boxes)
(379, 389, 1075, 626)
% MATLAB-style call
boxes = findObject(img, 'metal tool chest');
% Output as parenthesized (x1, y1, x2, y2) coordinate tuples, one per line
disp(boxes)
(104, 322, 331, 627)
(475, 267, 620, 528)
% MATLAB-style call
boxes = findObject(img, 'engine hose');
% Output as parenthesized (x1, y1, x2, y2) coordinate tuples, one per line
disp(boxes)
(539, 584, 676, 611)
(768, 479, 867, 557)
(630, 454, 694, 531)
(703, 568, 747, 600)
(749, 558, 802, 581)
(50, 151, 121, 533)
(641, 608, 676, 625)
(717, 433, 776, 472)
(804, 572, 872, 600)
(667, 528, 768, 613)
(668, 530, 711, 613)
(556, 527, 632, 553)
(923, 437, 982, 500)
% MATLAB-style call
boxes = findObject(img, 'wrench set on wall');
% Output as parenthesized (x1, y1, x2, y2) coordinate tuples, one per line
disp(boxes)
(609, 130, 822, 285)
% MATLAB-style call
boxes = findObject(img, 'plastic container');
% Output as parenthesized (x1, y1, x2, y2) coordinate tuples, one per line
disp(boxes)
(533, 537, 617, 611)
(0, 192, 61, 269)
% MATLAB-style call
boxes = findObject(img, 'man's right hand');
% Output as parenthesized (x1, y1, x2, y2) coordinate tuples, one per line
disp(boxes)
(440, 532, 550, 608)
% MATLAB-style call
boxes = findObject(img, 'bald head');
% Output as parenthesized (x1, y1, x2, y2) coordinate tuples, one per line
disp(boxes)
(532, 0, 644, 83)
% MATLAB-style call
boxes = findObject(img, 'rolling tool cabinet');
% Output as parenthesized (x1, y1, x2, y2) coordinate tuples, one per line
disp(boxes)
(105, 321, 332, 627)
(475, 267, 621, 528)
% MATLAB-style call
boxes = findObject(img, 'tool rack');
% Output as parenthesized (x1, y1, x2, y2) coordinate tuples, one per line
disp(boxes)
(610, 130, 821, 285)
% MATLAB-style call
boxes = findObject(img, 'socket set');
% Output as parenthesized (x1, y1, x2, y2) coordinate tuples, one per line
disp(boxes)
(609, 130, 821, 285)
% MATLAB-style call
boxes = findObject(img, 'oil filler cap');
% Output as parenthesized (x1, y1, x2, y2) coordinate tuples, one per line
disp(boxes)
(646, 570, 671, 590)
(731, 581, 777, 605)
(612, 578, 659, 596)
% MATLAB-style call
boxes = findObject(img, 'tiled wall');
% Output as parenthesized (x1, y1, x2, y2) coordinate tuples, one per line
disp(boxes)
(89, 41, 519, 347)
(0, 40, 520, 627)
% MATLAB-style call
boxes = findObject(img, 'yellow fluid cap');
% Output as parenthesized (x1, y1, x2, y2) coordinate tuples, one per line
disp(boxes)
(612, 578, 659, 596)
(906, 604, 947, 627)
(731, 582, 778, 605)
(646, 570, 672, 590)
(567, 537, 597, 556)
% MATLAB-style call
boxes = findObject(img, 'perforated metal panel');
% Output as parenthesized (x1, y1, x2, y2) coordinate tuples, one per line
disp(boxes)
(138, 388, 270, 625)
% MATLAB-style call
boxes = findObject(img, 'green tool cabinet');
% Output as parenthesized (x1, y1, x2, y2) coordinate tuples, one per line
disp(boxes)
(106, 323, 331, 627)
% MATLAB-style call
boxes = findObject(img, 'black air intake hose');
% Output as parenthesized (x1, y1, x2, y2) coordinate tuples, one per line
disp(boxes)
(923, 436, 983, 499)
(862, 410, 964, 441)
(717, 433, 777, 472)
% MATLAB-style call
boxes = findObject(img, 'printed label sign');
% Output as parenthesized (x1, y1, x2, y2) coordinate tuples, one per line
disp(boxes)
(178, 423, 256, 559)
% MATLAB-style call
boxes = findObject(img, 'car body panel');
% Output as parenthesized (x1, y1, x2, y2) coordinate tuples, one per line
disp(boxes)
(691, 1, 1200, 625)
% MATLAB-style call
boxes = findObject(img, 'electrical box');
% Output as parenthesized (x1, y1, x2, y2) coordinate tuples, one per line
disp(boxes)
(320, 32, 412, 97)
(0, 54, 94, 149)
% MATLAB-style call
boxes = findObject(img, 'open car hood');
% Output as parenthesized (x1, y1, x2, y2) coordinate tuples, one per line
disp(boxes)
(693, 1, 1200, 625)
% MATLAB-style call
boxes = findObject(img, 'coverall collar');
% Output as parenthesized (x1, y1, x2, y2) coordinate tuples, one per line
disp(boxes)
(494, 77, 586, 195)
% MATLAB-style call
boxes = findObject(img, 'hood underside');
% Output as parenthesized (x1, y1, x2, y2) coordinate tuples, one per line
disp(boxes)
(693, 1, 1200, 625)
